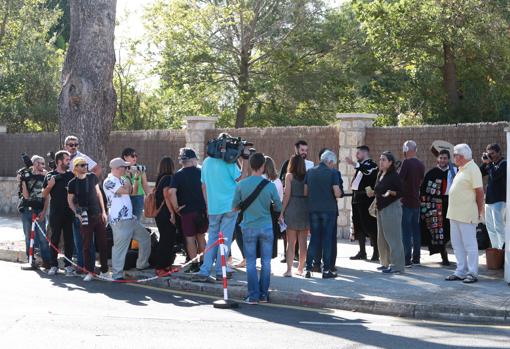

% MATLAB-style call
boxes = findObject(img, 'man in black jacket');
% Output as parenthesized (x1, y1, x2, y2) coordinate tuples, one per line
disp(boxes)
(345, 145, 379, 261)
(480, 143, 506, 249)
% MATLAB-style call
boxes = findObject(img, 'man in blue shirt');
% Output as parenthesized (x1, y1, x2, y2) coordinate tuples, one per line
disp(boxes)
(193, 134, 249, 282)
(304, 150, 342, 279)
(232, 153, 282, 304)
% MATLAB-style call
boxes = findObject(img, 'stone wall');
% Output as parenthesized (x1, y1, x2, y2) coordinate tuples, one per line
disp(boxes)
(0, 177, 19, 215)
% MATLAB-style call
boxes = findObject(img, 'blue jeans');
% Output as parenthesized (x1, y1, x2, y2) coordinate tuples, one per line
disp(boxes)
(21, 209, 50, 263)
(243, 226, 273, 302)
(485, 202, 506, 249)
(198, 211, 238, 277)
(401, 206, 421, 264)
(130, 195, 144, 221)
(73, 218, 96, 268)
(305, 212, 337, 272)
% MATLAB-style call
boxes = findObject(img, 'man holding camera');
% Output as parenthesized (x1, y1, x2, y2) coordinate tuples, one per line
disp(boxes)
(193, 133, 249, 282)
(42, 151, 76, 275)
(480, 143, 507, 249)
(18, 155, 51, 269)
(103, 158, 151, 281)
(67, 157, 109, 281)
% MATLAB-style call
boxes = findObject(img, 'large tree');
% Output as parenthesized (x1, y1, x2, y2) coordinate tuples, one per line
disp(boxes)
(58, 0, 117, 171)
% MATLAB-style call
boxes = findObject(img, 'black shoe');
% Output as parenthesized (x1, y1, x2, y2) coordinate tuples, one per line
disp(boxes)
(382, 268, 401, 274)
(370, 254, 379, 262)
(412, 260, 420, 266)
(184, 263, 200, 274)
(312, 265, 322, 273)
(305, 271, 312, 278)
(215, 272, 233, 280)
(405, 262, 412, 268)
(350, 252, 367, 260)
(280, 258, 287, 263)
(322, 271, 337, 279)
(331, 266, 337, 272)
(377, 265, 388, 271)
(441, 260, 451, 266)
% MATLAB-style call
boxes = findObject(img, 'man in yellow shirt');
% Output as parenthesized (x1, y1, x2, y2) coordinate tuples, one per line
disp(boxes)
(446, 144, 484, 284)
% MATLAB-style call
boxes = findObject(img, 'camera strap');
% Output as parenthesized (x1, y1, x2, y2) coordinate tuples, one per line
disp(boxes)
(237, 179, 270, 213)
(75, 174, 90, 208)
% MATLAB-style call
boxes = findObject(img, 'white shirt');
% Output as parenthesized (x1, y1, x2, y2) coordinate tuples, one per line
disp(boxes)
(305, 160, 314, 171)
(70, 151, 97, 171)
(103, 174, 133, 224)
(272, 178, 284, 201)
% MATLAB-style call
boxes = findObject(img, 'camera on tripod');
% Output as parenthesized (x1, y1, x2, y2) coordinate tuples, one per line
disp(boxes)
(206, 134, 254, 163)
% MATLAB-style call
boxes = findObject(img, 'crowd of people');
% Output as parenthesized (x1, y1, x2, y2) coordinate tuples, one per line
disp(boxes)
(17, 133, 507, 305)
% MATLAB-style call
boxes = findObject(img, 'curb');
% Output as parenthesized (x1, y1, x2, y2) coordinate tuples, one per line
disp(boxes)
(2, 251, 509, 324)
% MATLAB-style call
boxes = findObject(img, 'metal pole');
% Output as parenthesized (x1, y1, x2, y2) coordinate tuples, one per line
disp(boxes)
(505, 128, 510, 283)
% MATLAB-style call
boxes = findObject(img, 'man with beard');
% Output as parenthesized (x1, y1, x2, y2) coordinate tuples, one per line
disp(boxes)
(42, 151, 76, 276)
(345, 145, 379, 261)
(420, 149, 457, 266)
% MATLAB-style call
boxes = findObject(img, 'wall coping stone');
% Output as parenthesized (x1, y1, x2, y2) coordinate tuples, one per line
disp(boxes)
(186, 116, 218, 122)
(336, 113, 378, 120)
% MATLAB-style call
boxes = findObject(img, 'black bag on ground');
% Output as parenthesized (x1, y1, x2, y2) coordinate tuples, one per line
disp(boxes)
(476, 223, 491, 250)
(123, 228, 159, 270)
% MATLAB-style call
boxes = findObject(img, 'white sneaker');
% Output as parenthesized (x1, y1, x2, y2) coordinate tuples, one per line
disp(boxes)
(83, 273, 94, 282)
(48, 266, 58, 275)
(64, 266, 76, 277)
(98, 272, 110, 280)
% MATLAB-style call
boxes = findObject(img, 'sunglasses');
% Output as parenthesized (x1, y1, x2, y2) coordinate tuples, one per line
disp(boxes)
(67, 143, 79, 148)
(76, 163, 88, 168)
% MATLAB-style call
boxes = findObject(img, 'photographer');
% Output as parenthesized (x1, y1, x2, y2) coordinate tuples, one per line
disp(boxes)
(193, 133, 249, 282)
(42, 151, 76, 276)
(121, 147, 150, 221)
(103, 158, 151, 281)
(18, 155, 51, 269)
(67, 157, 109, 281)
(480, 143, 507, 249)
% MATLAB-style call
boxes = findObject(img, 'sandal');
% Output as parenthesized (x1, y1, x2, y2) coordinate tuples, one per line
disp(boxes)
(235, 260, 246, 268)
(462, 274, 478, 284)
(445, 274, 464, 281)
(283, 271, 292, 277)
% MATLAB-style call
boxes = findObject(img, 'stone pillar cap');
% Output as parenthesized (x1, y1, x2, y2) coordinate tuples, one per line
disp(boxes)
(186, 116, 218, 122)
(336, 113, 377, 120)
(505, 127, 510, 132)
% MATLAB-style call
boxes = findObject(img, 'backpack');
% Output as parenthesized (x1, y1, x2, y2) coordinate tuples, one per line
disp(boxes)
(143, 175, 169, 218)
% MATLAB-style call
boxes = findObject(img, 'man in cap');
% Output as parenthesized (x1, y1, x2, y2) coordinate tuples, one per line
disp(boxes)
(103, 158, 151, 280)
(169, 148, 208, 273)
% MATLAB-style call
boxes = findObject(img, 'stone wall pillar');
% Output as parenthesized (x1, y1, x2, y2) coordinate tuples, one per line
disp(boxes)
(185, 116, 218, 162)
(336, 113, 377, 239)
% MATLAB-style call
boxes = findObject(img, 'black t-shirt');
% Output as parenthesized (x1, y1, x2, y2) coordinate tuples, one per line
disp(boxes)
(155, 173, 173, 218)
(170, 166, 206, 214)
(43, 170, 75, 216)
(67, 173, 101, 215)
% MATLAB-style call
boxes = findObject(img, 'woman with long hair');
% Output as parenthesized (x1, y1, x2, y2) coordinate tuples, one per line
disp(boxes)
(368, 151, 405, 274)
(280, 154, 309, 277)
(153, 156, 177, 276)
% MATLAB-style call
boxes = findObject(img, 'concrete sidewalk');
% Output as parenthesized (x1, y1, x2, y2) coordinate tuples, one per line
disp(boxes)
(1, 215, 509, 323)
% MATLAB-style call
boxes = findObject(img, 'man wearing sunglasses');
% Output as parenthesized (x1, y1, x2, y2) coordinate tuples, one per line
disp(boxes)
(64, 135, 101, 272)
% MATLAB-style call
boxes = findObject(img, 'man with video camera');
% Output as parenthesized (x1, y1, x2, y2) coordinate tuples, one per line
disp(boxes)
(42, 151, 76, 276)
(18, 154, 51, 269)
(480, 143, 507, 249)
(193, 133, 250, 282)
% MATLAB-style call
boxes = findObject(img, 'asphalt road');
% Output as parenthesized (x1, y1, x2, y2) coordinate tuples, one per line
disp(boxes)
(1, 261, 509, 349)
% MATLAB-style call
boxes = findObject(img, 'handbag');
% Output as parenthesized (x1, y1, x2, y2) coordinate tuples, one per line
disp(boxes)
(144, 175, 169, 218)
(368, 198, 377, 218)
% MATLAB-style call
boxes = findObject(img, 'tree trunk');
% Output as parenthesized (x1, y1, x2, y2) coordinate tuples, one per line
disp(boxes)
(442, 42, 460, 114)
(234, 46, 251, 128)
(58, 0, 117, 174)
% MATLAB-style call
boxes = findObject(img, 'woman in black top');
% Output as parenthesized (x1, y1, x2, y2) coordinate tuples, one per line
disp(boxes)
(154, 156, 177, 275)
(369, 151, 405, 273)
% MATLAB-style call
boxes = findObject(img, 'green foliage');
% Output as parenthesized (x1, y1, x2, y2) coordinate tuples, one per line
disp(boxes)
(0, 0, 64, 132)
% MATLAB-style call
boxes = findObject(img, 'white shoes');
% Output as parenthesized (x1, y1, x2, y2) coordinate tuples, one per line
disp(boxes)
(98, 272, 110, 280)
(64, 266, 76, 277)
(48, 266, 58, 275)
(83, 273, 94, 282)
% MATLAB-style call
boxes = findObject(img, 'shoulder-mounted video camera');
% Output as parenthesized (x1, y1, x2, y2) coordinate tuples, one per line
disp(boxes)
(17, 153, 33, 181)
(206, 134, 254, 163)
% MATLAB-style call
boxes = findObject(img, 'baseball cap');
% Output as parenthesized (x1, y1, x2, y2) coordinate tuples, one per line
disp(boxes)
(179, 148, 198, 161)
(109, 157, 131, 168)
(73, 157, 87, 168)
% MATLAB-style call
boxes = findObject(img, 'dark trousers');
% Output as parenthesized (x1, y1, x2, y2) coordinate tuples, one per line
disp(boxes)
(353, 200, 378, 257)
(80, 215, 108, 273)
(155, 214, 177, 269)
(306, 212, 337, 272)
(49, 213, 75, 267)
